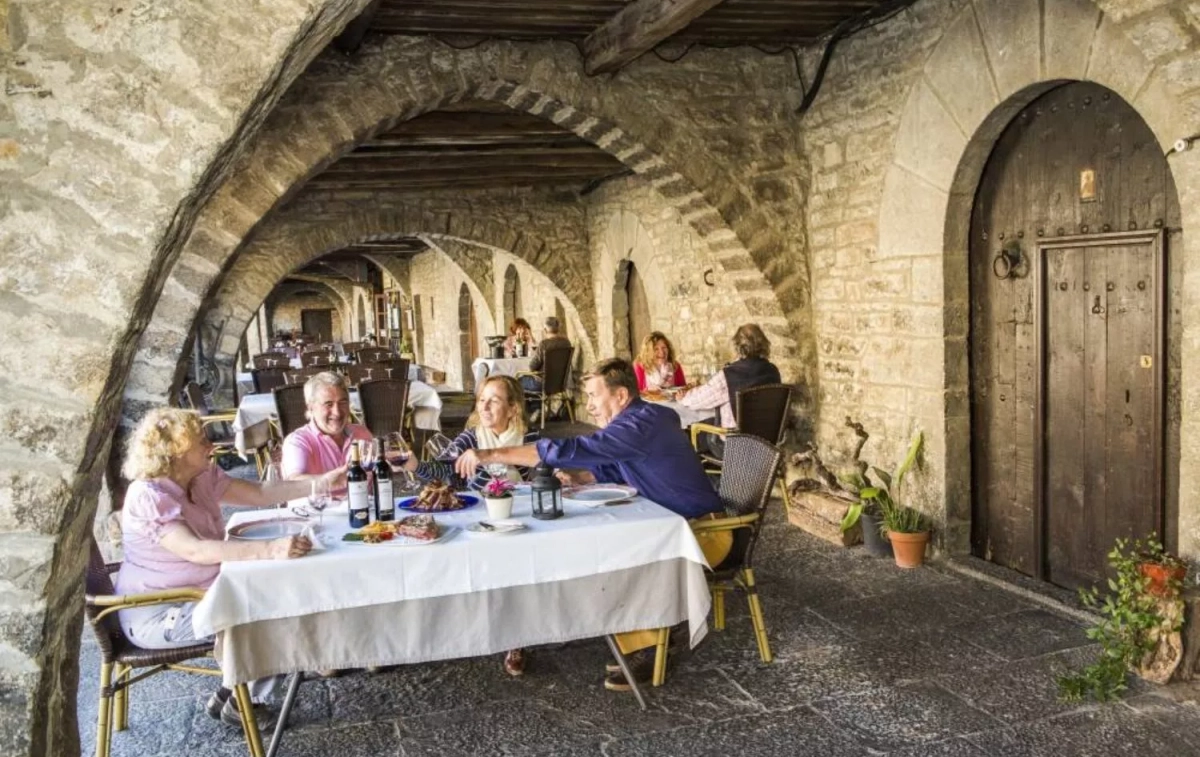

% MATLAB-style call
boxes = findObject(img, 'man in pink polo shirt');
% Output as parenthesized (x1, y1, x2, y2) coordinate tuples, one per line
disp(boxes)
(281, 372, 373, 480)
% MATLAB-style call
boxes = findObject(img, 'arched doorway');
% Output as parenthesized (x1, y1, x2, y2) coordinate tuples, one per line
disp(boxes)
(503, 265, 521, 329)
(458, 283, 478, 391)
(969, 82, 1181, 590)
(613, 259, 650, 359)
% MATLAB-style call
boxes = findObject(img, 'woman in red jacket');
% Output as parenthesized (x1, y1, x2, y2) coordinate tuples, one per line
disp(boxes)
(633, 331, 686, 392)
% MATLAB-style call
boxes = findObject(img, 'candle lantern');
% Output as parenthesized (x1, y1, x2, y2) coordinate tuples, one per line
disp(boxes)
(530, 462, 563, 520)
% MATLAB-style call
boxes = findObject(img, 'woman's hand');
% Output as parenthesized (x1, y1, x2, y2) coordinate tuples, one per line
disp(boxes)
(455, 449, 481, 480)
(320, 465, 347, 491)
(268, 535, 312, 560)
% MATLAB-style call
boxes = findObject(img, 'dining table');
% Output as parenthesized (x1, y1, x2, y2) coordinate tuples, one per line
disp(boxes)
(231, 380, 442, 454)
(193, 491, 714, 754)
(471, 356, 533, 392)
(642, 393, 715, 429)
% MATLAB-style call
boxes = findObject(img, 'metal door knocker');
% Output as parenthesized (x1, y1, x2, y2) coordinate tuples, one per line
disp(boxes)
(1092, 295, 1105, 315)
(992, 240, 1026, 280)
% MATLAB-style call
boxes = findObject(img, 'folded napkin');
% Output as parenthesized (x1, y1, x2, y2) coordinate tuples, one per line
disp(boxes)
(301, 523, 326, 551)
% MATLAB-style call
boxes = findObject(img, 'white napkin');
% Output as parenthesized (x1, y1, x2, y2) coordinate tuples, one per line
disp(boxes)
(301, 523, 326, 551)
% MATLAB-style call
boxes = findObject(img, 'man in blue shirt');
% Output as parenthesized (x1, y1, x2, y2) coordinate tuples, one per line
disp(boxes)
(456, 357, 730, 691)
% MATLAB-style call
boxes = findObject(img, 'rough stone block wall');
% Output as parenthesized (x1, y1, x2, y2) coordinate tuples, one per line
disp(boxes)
(408, 248, 496, 389)
(269, 292, 345, 343)
(587, 174, 756, 380)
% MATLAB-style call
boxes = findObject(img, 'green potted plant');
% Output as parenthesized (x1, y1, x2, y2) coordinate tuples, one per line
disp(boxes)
(399, 335, 415, 360)
(1058, 535, 1186, 701)
(839, 431, 925, 567)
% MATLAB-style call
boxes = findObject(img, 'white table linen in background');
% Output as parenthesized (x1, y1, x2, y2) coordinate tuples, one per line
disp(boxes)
(194, 495, 709, 639)
(471, 357, 533, 392)
(231, 382, 442, 453)
(644, 399, 715, 429)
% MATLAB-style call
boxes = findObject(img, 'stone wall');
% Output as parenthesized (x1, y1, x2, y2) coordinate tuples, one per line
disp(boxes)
(269, 292, 345, 343)
(0, 0, 374, 751)
(587, 174, 758, 384)
(407, 245, 497, 390)
(800, 0, 1200, 556)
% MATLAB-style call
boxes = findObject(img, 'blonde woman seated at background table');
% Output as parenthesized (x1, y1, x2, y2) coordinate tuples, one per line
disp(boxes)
(398, 374, 539, 677)
(503, 318, 534, 358)
(633, 331, 686, 393)
(116, 407, 344, 728)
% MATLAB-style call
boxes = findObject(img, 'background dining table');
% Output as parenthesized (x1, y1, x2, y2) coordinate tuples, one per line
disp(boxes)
(231, 381, 443, 453)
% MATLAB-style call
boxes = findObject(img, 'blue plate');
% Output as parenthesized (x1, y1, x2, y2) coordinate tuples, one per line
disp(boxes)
(397, 492, 481, 512)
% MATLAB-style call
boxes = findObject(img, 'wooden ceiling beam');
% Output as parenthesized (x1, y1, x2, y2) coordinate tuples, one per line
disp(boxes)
(582, 0, 729, 75)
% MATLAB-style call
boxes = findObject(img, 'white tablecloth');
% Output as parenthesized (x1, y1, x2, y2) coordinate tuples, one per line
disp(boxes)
(232, 382, 442, 453)
(193, 495, 712, 683)
(471, 357, 533, 391)
(645, 399, 715, 429)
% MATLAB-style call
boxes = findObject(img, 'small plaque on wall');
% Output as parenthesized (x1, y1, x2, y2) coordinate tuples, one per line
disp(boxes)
(1080, 168, 1097, 202)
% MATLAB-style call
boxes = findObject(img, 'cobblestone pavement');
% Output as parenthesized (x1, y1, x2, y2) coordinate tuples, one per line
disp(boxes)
(78, 514, 1200, 756)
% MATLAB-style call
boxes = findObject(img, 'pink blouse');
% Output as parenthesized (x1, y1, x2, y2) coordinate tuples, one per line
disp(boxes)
(115, 466, 231, 595)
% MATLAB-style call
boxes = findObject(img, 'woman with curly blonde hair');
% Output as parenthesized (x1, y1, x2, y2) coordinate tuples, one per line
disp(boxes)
(633, 331, 686, 392)
(117, 407, 344, 728)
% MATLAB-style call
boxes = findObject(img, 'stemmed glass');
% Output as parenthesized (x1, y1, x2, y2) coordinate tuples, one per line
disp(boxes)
(427, 433, 453, 460)
(386, 433, 418, 491)
(309, 478, 331, 529)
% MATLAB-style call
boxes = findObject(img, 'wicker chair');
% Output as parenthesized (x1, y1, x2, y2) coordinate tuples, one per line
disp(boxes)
(240, 418, 276, 479)
(518, 346, 575, 429)
(284, 365, 325, 386)
(356, 347, 394, 364)
(358, 378, 410, 438)
(689, 383, 794, 513)
(272, 384, 309, 438)
(371, 357, 410, 382)
(250, 367, 287, 395)
(84, 541, 265, 757)
(299, 351, 336, 369)
(341, 340, 363, 356)
(250, 352, 289, 370)
(182, 382, 236, 456)
(649, 434, 783, 686)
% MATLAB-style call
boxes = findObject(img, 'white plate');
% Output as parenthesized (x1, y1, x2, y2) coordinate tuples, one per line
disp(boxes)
(562, 484, 638, 506)
(467, 519, 528, 535)
(229, 518, 308, 540)
(341, 525, 461, 547)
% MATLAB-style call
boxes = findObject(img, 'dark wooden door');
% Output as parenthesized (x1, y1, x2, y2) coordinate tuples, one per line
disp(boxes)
(969, 81, 1180, 589)
(1039, 233, 1163, 589)
(300, 309, 333, 342)
(626, 261, 651, 357)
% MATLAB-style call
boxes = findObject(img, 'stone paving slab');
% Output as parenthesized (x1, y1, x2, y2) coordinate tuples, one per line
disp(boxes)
(77, 519, 1200, 756)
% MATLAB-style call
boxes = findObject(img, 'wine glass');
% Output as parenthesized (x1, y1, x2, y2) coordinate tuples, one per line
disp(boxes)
(309, 479, 331, 529)
(427, 433, 453, 460)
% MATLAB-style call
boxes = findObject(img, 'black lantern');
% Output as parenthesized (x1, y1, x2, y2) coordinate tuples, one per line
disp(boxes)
(530, 462, 563, 520)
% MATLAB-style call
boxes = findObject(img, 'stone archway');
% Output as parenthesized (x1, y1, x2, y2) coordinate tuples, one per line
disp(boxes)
(875, 0, 1200, 555)
(124, 56, 794, 434)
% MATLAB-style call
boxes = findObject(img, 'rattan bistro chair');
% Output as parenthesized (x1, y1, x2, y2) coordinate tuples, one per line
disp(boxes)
(250, 352, 289, 370)
(358, 378, 410, 438)
(356, 347, 394, 364)
(518, 345, 575, 428)
(284, 365, 325, 386)
(689, 383, 794, 513)
(84, 541, 266, 757)
(272, 384, 309, 438)
(648, 434, 783, 686)
(250, 366, 287, 395)
(183, 382, 237, 457)
(240, 418, 275, 479)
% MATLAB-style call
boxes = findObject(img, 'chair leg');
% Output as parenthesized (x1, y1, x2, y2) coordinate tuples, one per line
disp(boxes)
(776, 462, 792, 516)
(742, 568, 773, 663)
(651, 627, 670, 687)
(96, 662, 114, 757)
(113, 663, 130, 731)
(540, 396, 547, 429)
(232, 683, 266, 757)
(712, 586, 727, 631)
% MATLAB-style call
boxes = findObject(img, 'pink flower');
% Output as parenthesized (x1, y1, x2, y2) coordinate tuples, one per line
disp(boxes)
(483, 478, 516, 498)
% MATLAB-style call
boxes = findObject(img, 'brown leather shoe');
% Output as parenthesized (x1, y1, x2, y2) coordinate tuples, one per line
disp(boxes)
(603, 650, 654, 692)
(503, 649, 526, 677)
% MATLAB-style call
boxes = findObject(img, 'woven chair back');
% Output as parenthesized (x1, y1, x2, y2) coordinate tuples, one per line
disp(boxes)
(540, 346, 575, 396)
(85, 540, 124, 663)
(251, 352, 289, 369)
(183, 382, 210, 414)
(358, 378, 410, 437)
(716, 433, 783, 571)
(272, 384, 309, 437)
(734, 383, 793, 445)
(251, 366, 287, 395)
(285, 365, 326, 385)
(357, 348, 394, 364)
(371, 357, 410, 382)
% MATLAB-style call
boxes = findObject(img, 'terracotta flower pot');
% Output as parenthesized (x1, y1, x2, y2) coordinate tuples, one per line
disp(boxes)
(1138, 561, 1187, 597)
(887, 530, 930, 569)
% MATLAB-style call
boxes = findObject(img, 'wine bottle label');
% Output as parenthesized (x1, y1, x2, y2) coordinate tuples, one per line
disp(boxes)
(348, 480, 370, 527)
(376, 481, 394, 521)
